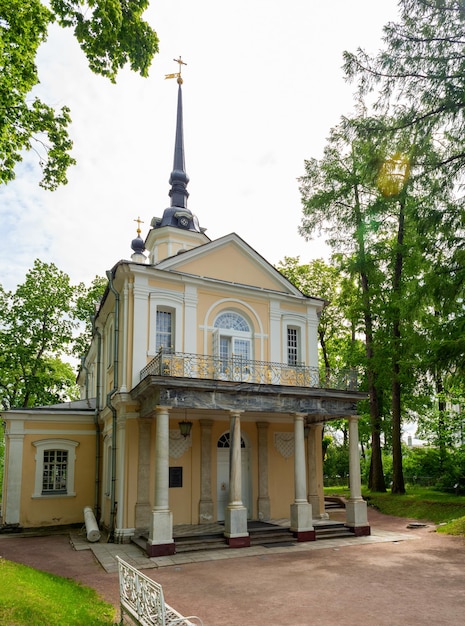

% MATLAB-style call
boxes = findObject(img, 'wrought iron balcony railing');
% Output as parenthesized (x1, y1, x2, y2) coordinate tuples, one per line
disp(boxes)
(140, 350, 359, 391)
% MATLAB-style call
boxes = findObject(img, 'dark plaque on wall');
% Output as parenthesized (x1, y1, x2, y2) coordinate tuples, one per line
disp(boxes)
(169, 466, 183, 488)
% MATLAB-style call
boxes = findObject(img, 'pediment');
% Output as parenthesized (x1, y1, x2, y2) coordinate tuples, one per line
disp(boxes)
(155, 233, 307, 296)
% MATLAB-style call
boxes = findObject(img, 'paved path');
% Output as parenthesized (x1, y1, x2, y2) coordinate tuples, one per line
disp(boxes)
(1, 509, 464, 625)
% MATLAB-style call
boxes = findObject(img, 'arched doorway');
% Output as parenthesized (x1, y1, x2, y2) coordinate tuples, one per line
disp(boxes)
(216, 432, 251, 521)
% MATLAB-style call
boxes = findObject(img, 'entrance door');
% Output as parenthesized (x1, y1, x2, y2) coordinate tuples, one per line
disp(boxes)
(216, 432, 251, 521)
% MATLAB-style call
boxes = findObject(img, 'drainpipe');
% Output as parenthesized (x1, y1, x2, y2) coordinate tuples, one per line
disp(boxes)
(80, 354, 101, 521)
(106, 269, 119, 542)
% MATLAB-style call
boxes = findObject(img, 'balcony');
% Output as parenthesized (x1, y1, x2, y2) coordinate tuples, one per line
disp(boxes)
(140, 350, 359, 391)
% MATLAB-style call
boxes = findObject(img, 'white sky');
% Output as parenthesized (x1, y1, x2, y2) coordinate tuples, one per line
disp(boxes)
(0, 0, 401, 292)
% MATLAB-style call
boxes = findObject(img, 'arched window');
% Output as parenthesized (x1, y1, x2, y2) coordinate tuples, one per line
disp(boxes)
(213, 311, 252, 374)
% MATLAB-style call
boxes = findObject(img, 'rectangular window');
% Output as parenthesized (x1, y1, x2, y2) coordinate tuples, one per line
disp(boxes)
(42, 450, 68, 494)
(156, 310, 173, 352)
(287, 327, 299, 366)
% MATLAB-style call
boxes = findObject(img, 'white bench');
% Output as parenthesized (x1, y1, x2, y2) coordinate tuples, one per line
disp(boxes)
(116, 556, 204, 626)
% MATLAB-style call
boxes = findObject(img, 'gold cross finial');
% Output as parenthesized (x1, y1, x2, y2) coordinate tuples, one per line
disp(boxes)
(134, 216, 144, 236)
(165, 56, 187, 84)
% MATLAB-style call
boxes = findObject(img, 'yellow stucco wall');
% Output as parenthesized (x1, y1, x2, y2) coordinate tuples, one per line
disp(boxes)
(172, 244, 287, 292)
(18, 428, 96, 527)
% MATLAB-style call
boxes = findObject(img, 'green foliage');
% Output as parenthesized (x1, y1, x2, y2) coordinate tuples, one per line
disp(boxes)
(73, 275, 107, 357)
(364, 489, 465, 525)
(0, 0, 158, 189)
(344, 0, 465, 180)
(437, 516, 465, 536)
(323, 441, 349, 484)
(0, 260, 105, 409)
(0, 558, 116, 625)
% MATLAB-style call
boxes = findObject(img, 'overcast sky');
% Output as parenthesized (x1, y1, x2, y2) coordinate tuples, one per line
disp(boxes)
(0, 1, 401, 292)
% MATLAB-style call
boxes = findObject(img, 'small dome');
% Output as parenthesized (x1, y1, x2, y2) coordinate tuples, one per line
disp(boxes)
(131, 235, 145, 255)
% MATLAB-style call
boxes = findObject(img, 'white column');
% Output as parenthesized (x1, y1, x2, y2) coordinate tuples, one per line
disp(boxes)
(346, 415, 370, 533)
(224, 411, 249, 546)
(290, 413, 314, 540)
(146, 406, 175, 555)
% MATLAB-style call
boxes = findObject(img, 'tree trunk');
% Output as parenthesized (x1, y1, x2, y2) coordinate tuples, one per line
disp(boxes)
(354, 177, 386, 492)
(391, 199, 406, 495)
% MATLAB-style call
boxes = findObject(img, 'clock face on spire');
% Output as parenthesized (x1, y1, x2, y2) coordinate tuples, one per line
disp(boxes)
(179, 216, 189, 227)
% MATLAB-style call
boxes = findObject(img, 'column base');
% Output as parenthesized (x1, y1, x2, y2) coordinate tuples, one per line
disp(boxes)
(345, 498, 369, 531)
(290, 501, 314, 538)
(147, 509, 173, 555)
(293, 529, 316, 542)
(346, 525, 371, 536)
(226, 535, 251, 548)
(224, 505, 249, 547)
(146, 541, 176, 557)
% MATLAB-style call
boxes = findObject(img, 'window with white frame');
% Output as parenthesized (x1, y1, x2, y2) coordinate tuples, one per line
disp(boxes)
(156, 308, 174, 353)
(214, 312, 252, 374)
(287, 326, 300, 366)
(32, 439, 79, 498)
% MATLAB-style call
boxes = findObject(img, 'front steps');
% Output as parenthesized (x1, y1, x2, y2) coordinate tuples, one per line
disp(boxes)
(132, 521, 354, 555)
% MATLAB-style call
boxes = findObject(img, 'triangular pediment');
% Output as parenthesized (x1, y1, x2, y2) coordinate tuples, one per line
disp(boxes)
(155, 233, 314, 298)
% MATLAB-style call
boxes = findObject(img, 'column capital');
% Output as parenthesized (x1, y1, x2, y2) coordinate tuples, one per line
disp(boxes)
(229, 410, 244, 418)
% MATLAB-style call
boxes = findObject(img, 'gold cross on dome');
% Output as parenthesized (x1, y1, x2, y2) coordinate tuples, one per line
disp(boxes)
(134, 216, 144, 236)
(165, 56, 187, 84)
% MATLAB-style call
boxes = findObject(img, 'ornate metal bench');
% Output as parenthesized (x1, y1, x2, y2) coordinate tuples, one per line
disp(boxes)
(116, 556, 204, 626)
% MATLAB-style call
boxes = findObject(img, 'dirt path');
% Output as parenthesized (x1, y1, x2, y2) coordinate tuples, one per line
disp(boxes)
(1, 509, 464, 625)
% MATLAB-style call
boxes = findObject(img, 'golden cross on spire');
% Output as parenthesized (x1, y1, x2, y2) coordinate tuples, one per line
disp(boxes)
(134, 216, 144, 236)
(165, 56, 187, 84)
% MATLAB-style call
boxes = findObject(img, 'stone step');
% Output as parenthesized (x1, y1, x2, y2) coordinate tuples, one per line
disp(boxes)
(131, 521, 354, 555)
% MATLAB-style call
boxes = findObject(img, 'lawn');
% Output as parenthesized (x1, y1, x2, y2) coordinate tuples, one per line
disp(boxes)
(324, 485, 465, 534)
(0, 558, 116, 626)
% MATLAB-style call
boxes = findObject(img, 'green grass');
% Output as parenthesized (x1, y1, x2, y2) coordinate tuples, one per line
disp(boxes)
(324, 485, 465, 534)
(0, 558, 116, 626)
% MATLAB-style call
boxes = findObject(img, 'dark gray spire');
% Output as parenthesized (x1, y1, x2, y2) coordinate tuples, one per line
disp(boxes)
(153, 74, 201, 233)
(169, 83, 189, 209)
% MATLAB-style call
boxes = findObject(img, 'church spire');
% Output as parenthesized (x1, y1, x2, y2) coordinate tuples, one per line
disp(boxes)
(152, 57, 201, 232)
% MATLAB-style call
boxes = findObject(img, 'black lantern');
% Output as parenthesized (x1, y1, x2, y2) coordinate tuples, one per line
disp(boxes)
(179, 420, 193, 438)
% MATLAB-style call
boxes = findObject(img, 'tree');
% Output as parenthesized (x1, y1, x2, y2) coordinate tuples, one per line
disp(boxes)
(344, 0, 465, 181)
(276, 257, 359, 375)
(0, 0, 159, 189)
(73, 275, 107, 357)
(0, 260, 105, 409)
(298, 119, 389, 492)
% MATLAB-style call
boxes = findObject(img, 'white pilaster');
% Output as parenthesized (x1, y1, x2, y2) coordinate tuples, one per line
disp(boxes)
(183, 284, 198, 353)
(4, 421, 24, 525)
(257, 422, 270, 521)
(132, 284, 149, 388)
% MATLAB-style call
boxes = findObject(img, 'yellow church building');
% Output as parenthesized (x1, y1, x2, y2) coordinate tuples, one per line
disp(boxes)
(1, 77, 369, 555)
